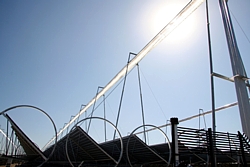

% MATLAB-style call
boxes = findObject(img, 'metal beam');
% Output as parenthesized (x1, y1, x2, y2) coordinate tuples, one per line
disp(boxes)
(218, 0, 250, 137)
(212, 72, 250, 87)
(135, 99, 250, 135)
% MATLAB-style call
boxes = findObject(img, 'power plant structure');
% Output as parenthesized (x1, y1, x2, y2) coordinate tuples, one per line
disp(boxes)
(0, 0, 250, 166)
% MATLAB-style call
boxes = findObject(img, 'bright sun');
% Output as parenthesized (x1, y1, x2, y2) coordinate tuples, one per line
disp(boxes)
(152, 2, 198, 44)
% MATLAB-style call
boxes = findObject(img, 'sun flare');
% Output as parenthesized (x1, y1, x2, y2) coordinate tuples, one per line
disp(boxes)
(152, 3, 198, 44)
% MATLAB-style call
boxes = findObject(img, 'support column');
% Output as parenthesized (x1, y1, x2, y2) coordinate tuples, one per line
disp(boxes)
(207, 128, 216, 167)
(218, 0, 250, 137)
(238, 131, 247, 167)
(171, 117, 179, 167)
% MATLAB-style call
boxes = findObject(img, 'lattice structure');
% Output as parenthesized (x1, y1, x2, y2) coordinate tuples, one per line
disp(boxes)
(177, 126, 250, 166)
(1, 115, 250, 167)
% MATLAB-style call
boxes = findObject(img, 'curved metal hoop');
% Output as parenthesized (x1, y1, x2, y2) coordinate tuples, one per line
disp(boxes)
(126, 124, 171, 167)
(65, 117, 123, 167)
(0, 105, 57, 167)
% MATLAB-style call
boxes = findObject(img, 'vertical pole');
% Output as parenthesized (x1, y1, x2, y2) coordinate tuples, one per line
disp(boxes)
(6, 118, 9, 155)
(85, 110, 87, 131)
(199, 109, 201, 130)
(103, 95, 107, 142)
(165, 120, 169, 143)
(218, 0, 250, 137)
(87, 86, 103, 133)
(238, 131, 247, 167)
(137, 64, 147, 144)
(227, 132, 233, 158)
(206, 0, 216, 133)
(171, 117, 179, 167)
(205, 0, 217, 163)
(207, 128, 216, 167)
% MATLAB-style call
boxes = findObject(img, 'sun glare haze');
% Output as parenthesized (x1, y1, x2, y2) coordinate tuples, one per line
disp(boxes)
(151, 0, 200, 45)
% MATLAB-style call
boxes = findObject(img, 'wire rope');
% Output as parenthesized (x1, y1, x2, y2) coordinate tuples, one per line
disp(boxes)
(85, 68, 132, 119)
(78, 69, 132, 136)
(140, 69, 167, 120)
(229, 10, 250, 44)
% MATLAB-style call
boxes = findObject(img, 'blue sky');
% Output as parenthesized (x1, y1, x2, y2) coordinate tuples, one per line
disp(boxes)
(0, 0, 250, 148)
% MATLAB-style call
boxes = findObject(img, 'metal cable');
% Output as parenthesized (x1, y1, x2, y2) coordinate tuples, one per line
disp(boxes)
(140, 70, 167, 120)
(230, 10, 250, 44)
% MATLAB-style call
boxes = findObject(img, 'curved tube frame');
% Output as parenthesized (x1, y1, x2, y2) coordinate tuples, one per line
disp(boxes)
(0, 105, 57, 167)
(126, 124, 171, 167)
(65, 117, 123, 167)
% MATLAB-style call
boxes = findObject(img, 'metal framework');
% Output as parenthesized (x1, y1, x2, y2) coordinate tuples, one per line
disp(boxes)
(1, 0, 249, 166)
(126, 124, 171, 167)
(65, 117, 123, 167)
(1, 115, 250, 166)
(43, 0, 205, 150)
(218, 0, 250, 137)
(0, 105, 58, 167)
(176, 126, 250, 166)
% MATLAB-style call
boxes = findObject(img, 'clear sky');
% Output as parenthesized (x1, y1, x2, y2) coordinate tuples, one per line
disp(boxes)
(0, 0, 250, 148)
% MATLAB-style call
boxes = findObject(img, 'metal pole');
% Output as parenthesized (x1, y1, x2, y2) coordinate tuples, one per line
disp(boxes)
(218, 0, 250, 137)
(6, 118, 8, 155)
(87, 86, 103, 133)
(171, 118, 179, 167)
(238, 131, 247, 167)
(137, 64, 147, 143)
(103, 95, 107, 142)
(207, 128, 216, 167)
(199, 109, 201, 130)
(134, 99, 250, 136)
(205, 0, 216, 133)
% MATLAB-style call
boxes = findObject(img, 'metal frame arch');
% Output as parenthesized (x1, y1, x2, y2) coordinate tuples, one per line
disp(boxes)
(126, 124, 171, 167)
(65, 116, 123, 167)
(0, 105, 57, 167)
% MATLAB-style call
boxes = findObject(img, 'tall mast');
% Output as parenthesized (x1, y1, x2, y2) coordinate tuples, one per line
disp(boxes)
(218, 0, 250, 136)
